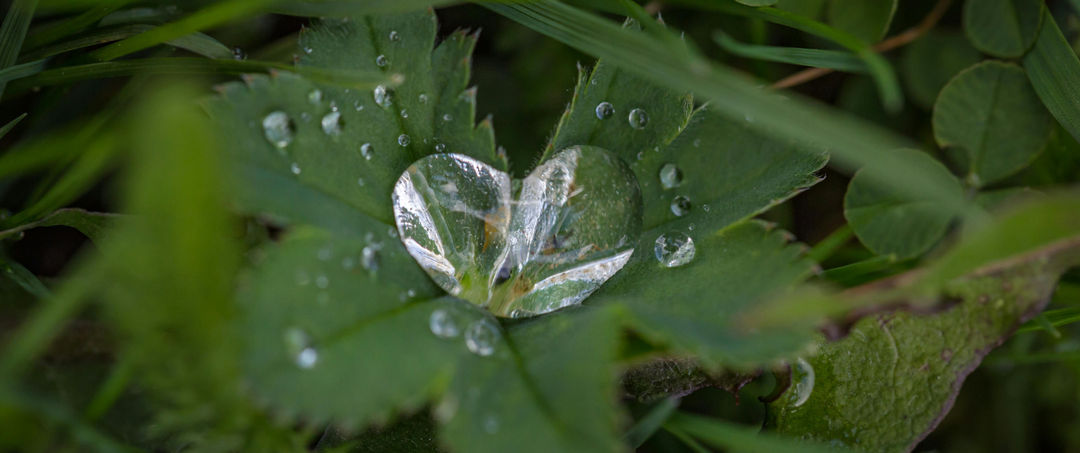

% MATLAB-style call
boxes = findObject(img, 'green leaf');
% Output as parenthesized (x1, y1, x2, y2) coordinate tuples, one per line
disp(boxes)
(712, 30, 867, 72)
(440, 306, 623, 453)
(774, 0, 826, 18)
(766, 238, 1080, 451)
(844, 149, 964, 259)
(666, 412, 841, 453)
(899, 30, 982, 109)
(237, 227, 451, 426)
(933, 61, 1051, 187)
(592, 221, 819, 368)
(1022, 9, 1080, 144)
(962, 0, 1043, 58)
(826, 0, 897, 43)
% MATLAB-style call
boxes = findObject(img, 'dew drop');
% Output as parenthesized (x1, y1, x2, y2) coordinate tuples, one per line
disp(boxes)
(442, 113, 453, 122)
(398, 134, 411, 147)
(434, 395, 458, 422)
(670, 195, 691, 217)
(303, 46, 313, 54)
(284, 327, 318, 369)
(375, 54, 389, 67)
(232, 47, 246, 60)
(261, 111, 294, 149)
(791, 358, 815, 407)
(388, 30, 401, 41)
(360, 143, 374, 160)
(320, 111, 343, 135)
(483, 414, 499, 434)
(429, 308, 460, 338)
(659, 163, 683, 189)
(357, 177, 365, 186)
(435, 143, 447, 153)
(353, 100, 365, 111)
(400, 109, 409, 118)
(464, 319, 499, 357)
(361, 245, 380, 271)
(317, 247, 332, 261)
(373, 85, 393, 108)
(300, 112, 311, 122)
(594, 101, 614, 120)
(307, 89, 322, 104)
(290, 162, 301, 175)
(418, 93, 429, 104)
(702, 204, 711, 212)
(315, 274, 329, 289)
(654, 232, 695, 267)
(628, 108, 649, 129)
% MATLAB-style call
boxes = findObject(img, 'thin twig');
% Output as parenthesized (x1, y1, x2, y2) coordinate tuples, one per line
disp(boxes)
(771, 0, 953, 89)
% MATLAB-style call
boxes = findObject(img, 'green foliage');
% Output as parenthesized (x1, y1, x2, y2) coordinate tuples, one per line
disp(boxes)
(933, 61, 1051, 187)
(900, 30, 981, 109)
(826, 0, 897, 43)
(962, 0, 1043, 58)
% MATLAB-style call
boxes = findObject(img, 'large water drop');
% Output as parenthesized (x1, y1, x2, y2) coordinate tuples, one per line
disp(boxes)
(262, 111, 294, 149)
(595, 101, 614, 120)
(628, 108, 649, 129)
(429, 308, 460, 338)
(320, 111, 342, 136)
(464, 319, 499, 356)
(659, 163, 683, 189)
(791, 357, 815, 407)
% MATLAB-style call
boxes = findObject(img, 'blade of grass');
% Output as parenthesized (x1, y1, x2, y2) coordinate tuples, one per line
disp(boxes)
(0, 257, 51, 299)
(1023, 9, 1080, 143)
(664, 412, 844, 453)
(87, 0, 271, 62)
(22, 24, 233, 61)
(22, 1, 133, 49)
(0, 0, 38, 96)
(1017, 307, 1080, 333)
(4, 57, 396, 94)
(269, 0, 465, 16)
(662, 425, 711, 453)
(713, 30, 867, 72)
(0, 112, 27, 138)
(0, 208, 120, 242)
(0, 388, 140, 453)
(485, 1, 970, 214)
(83, 351, 136, 421)
(807, 224, 854, 262)
(624, 397, 680, 448)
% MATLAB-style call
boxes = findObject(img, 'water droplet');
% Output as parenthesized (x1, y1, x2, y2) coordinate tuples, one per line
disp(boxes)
(361, 245, 380, 271)
(232, 47, 246, 60)
(483, 414, 499, 434)
(595, 101, 614, 119)
(315, 274, 329, 289)
(692, 138, 701, 148)
(791, 358, 815, 407)
(360, 143, 374, 160)
(353, 100, 365, 111)
(418, 93, 429, 104)
(261, 111, 294, 149)
(442, 113, 453, 122)
(388, 30, 401, 41)
(290, 162, 301, 175)
(702, 204, 710, 212)
(659, 163, 682, 189)
(398, 134, 411, 147)
(373, 85, 393, 108)
(628, 108, 648, 129)
(303, 46, 313, 54)
(636, 151, 644, 161)
(400, 109, 408, 118)
(320, 111, 343, 135)
(307, 89, 322, 104)
(654, 232, 695, 267)
(284, 327, 318, 369)
(375, 54, 389, 67)
(464, 319, 499, 357)
(670, 195, 691, 217)
(357, 177, 365, 186)
(434, 395, 458, 422)
(435, 143, 447, 153)
(429, 308, 460, 338)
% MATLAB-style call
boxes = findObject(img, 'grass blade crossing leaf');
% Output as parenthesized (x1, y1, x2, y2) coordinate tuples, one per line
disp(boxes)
(1022, 9, 1080, 143)
(712, 30, 867, 72)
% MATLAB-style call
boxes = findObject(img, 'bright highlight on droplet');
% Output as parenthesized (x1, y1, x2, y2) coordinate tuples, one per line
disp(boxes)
(654, 232, 695, 267)
(320, 111, 342, 135)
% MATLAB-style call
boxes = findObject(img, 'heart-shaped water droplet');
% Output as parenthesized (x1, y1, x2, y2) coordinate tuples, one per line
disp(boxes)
(393, 146, 642, 317)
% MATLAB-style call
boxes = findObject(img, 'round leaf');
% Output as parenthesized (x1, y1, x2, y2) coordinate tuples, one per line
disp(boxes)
(900, 30, 982, 109)
(962, 0, 1043, 58)
(826, 0, 898, 43)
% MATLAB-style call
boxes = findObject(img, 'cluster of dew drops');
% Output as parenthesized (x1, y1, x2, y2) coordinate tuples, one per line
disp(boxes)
(594, 100, 698, 269)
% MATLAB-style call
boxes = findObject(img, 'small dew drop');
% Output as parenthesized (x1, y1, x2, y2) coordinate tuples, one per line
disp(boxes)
(284, 328, 318, 369)
(341, 256, 356, 270)
(429, 308, 460, 338)
(654, 232, 695, 268)
(703, 204, 711, 212)
(373, 85, 393, 108)
(353, 100, 365, 111)
(464, 320, 499, 357)
(628, 108, 649, 129)
(792, 358, 815, 407)
(435, 143, 447, 153)
(303, 46, 313, 54)
(388, 30, 401, 41)
(300, 112, 311, 122)
(232, 47, 246, 60)
(376, 54, 389, 67)
(398, 134, 411, 147)
(357, 177, 365, 186)
(361, 245, 380, 271)
(594, 101, 614, 120)
(315, 274, 329, 289)
(670, 195, 691, 217)
(360, 143, 375, 160)
(418, 93, 429, 104)
(261, 111, 294, 149)
(483, 414, 499, 434)
(442, 113, 453, 122)
(400, 109, 409, 119)
(320, 111, 343, 135)
(307, 89, 322, 104)
(317, 247, 332, 261)
(659, 163, 683, 189)
(290, 162, 301, 175)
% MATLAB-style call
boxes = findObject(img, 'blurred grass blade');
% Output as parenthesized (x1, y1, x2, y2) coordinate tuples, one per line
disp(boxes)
(807, 224, 853, 262)
(88, 0, 272, 61)
(0, 257, 51, 299)
(663, 425, 711, 453)
(5, 58, 394, 93)
(0, 208, 120, 242)
(22, 1, 131, 49)
(0, 389, 138, 452)
(0, 0, 37, 96)
(485, 1, 967, 212)
(1017, 307, 1080, 333)
(624, 397, 680, 447)
(664, 412, 843, 453)
(0, 57, 45, 88)
(270, 0, 464, 16)
(23, 24, 234, 61)
(713, 30, 867, 72)
(1023, 9, 1080, 143)
(0, 116, 108, 180)
(0, 111, 27, 138)
(672, 0, 901, 110)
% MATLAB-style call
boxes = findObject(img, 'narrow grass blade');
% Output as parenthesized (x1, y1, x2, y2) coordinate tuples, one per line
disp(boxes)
(22, 1, 132, 49)
(0, 112, 27, 139)
(713, 30, 867, 72)
(486, 1, 968, 213)
(0, 208, 120, 242)
(23, 24, 233, 61)
(0, 0, 38, 96)
(270, 0, 464, 16)
(1023, 9, 1080, 143)
(664, 412, 844, 453)
(624, 398, 680, 447)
